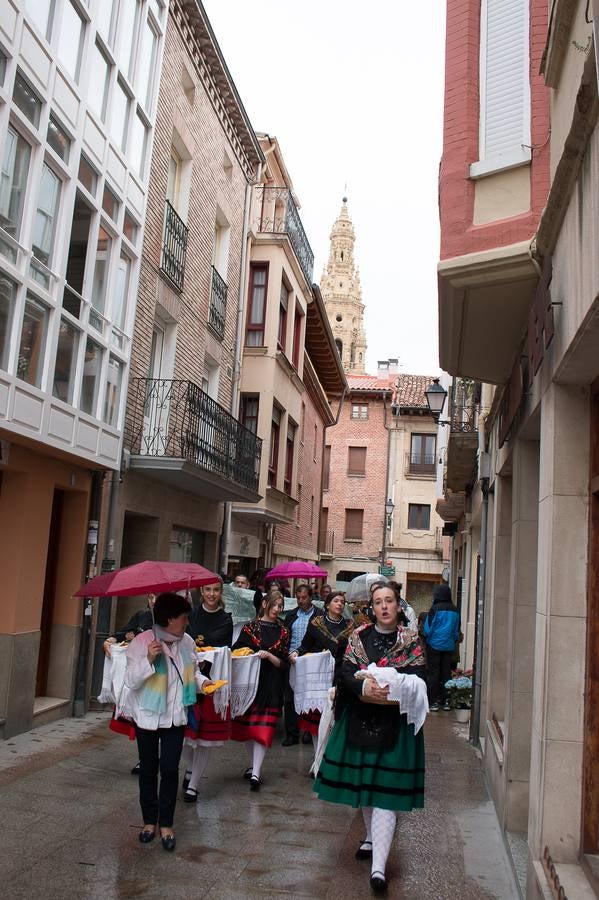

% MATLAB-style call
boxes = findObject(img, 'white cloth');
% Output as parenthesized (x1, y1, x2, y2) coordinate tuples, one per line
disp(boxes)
(356, 664, 429, 734)
(402, 602, 418, 631)
(230, 654, 261, 718)
(117, 631, 207, 731)
(196, 646, 231, 718)
(289, 651, 335, 715)
(310, 688, 336, 777)
(97, 644, 128, 704)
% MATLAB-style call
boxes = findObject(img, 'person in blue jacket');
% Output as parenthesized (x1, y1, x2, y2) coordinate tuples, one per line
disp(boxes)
(423, 583, 461, 711)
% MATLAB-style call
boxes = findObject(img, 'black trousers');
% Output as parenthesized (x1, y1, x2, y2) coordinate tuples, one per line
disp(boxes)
(135, 724, 185, 828)
(283, 668, 299, 739)
(427, 648, 453, 704)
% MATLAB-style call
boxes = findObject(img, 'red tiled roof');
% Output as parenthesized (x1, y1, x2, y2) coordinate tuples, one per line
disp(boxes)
(346, 374, 394, 391)
(347, 373, 435, 410)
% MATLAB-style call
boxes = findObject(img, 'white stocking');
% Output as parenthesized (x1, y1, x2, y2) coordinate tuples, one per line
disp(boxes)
(188, 746, 212, 791)
(180, 743, 193, 774)
(371, 807, 396, 878)
(251, 741, 267, 779)
(360, 806, 373, 848)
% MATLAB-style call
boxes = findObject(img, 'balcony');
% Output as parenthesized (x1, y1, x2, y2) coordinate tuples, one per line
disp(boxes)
(319, 529, 335, 559)
(209, 266, 227, 339)
(253, 186, 314, 285)
(160, 201, 188, 292)
(126, 379, 262, 502)
(405, 452, 437, 477)
(445, 378, 482, 493)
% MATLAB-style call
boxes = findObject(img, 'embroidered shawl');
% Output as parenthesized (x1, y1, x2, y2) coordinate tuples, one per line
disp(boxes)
(344, 623, 426, 671)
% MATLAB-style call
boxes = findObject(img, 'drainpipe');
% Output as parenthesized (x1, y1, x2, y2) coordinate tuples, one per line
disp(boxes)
(73, 469, 103, 717)
(381, 395, 393, 572)
(219, 162, 263, 576)
(470, 476, 489, 747)
(316, 384, 346, 567)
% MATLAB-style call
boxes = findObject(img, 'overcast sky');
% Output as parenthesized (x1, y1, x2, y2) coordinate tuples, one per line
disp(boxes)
(202, 0, 446, 377)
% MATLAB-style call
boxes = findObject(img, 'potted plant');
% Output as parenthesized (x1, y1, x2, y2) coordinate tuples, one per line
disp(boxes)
(444, 669, 472, 722)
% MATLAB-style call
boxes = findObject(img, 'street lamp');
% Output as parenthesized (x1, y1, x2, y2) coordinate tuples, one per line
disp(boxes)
(380, 497, 395, 575)
(385, 497, 395, 528)
(425, 378, 450, 424)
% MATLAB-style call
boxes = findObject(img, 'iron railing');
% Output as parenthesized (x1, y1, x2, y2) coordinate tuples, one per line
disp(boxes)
(405, 451, 436, 477)
(208, 266, 227, 339)
(449, 377, 481, 433)
(160, 200, 188, 292)
(319, 529, 335, 557)
(253, 185, 314, 285)
(434, 526, 443, 556)
(126, 378, 262, 493)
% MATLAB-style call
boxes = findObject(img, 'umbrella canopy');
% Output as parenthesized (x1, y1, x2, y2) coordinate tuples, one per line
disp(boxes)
(74, 560, 220, 597)
(266, 560, 328, 580)
(345, 573, 389, 606)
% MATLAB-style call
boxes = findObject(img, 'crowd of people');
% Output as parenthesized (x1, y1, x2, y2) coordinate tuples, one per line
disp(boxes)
(105, 572, 461, 894)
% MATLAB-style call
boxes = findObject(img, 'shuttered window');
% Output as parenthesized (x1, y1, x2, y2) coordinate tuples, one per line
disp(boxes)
(344, 509, 364, 541)
(471, 0, 531, 178)
(347, 446, 366, 476)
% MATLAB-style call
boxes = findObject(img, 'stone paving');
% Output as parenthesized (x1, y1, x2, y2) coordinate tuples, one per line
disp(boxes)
(0, 711, 518, 899)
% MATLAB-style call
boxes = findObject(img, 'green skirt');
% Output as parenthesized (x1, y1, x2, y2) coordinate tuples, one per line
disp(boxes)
(313, 708, 425, 812)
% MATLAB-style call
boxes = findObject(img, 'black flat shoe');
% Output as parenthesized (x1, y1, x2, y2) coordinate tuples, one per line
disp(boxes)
(138, 828, 155, 844)
(183, 787, 197, 803)
(161, 834, 176, 852)
(355, 841, 373, 860)
(243, 766, 253, 780)
(131, 762, 141, 775)
(281, 736, 299, 746)
(182, 770, 191, 792)
(249, 775, 261, 791)
(370, 872, 387, 895)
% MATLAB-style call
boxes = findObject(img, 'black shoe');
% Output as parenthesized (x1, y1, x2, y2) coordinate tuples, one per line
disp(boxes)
(138, 827, 155, 844)
(131, 762, 141, 775)
(370, 872, 387, 894)
(301, 731, 312, 744)
(243, 766, 253, 780)
(161, 834, 176, 852)
(281, 736, 299, 746)
(182, 769, 191, 792)
(355, 841, 373, 860)
(249, 775, 261, 791)
(183, 787, 197, 803)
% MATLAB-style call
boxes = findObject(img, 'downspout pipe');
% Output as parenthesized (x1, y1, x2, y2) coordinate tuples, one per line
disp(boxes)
(73, 469, 103, 717)
(470, 476, 489, 747)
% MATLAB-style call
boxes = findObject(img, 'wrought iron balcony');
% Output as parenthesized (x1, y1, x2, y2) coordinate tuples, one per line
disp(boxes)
(445, 377, 482, 493)
(405, 451, 437, 477)
(319, 529, 335, 558)
(449, 378, 481, 433)
(253, 186, 314, 285)
(126, 379, 262, 501)
(209, 266, 227, 339)
(161, 200, 188, 292)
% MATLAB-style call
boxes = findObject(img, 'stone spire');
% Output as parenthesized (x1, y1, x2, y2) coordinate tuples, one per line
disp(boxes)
(320, 197, 367, 374)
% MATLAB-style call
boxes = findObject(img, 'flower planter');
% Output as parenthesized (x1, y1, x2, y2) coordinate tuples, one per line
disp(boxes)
(454, 708, 470, 724)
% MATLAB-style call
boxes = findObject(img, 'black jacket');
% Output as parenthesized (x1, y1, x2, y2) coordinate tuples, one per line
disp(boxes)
(284, 605, 317, 631)
(188, 606, 233, 647)
(114, 608, 153, 642)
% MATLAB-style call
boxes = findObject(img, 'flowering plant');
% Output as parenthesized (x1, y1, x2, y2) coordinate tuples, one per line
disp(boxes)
(444, 672, 472, 709)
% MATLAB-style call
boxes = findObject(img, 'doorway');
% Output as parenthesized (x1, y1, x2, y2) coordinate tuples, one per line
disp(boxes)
(36, 489, 64, 697)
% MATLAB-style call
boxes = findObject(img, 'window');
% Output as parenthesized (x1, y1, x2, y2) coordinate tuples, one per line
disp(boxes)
(25, 0, 54, 41)
(300, 401, 305, 442)
(410, 434, 436, 475)
(136, 15, 158, 111)
(0, 49, 6, 87)
(268, 405, 281, 487)
(123, 209, 138, 244)
(78, 155, 97, 195)
(116, 0, 138, 78)
(471, 0, 530, 177)
(348, 446, 366, 476)
(344, 509, 364, 541)
(110, 80, 130, 151)
(129, 111, 147, 178)
(0, 127, 32, 260)
(13, 72, 42, 127)
(64, 194, 92, 299)
(149, 0, 165, 22)
(17, 294, 48, 387)
(313, 422, 318, 461)
(111, 250, 131, 330)
(351, 403, 368, 420)
(31, 163, 61, 269)
(278, 281, 289, 351)
(80, 338, 103, 415)
(335, 338, 343, 358)
(47, 115, 70, 162)
(323, 444, 331, 491)
(88, 44, 110, 122)
(240, 394, 259, 434)
(170, 526, 205, 564)
(91, 224, 112, 314)
(408, 504, 431, 530)
(102, 184, 119, 221)
(103, 355, 123, 427)
(246, 264, 267, 346)
(56, 1, 84, 82)
(292, 307, 303, 368)
(310, 494, 314, 532)
(0, 273, 17, 371)
(53, 318, 79, 403)
(96, 0, 116, 44)
(166, 151, 181, 210)
(284, 421, 296, 494)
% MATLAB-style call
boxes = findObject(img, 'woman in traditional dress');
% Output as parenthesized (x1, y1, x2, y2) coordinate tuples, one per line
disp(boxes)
(290, 591, 354, 740)
(314, 583, 426, 894)
(230, 591, 289, 790)
(121, 592, 212, 852)
(182, 579, 233, 802)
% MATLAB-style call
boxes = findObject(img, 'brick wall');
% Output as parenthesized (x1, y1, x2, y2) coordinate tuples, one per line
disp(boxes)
(439, 0, 550, 261)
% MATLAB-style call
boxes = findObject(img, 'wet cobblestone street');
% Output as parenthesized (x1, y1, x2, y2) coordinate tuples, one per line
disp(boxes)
(0, 712, 517, 899)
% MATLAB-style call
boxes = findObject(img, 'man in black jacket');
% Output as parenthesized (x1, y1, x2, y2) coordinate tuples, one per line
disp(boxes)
(282, 584, 316, 745)
(102, 595, 156, 656)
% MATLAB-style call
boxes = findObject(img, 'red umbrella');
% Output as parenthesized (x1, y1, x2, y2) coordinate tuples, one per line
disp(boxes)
(266, 560, 328, 580)
(74, 560, 220, 597)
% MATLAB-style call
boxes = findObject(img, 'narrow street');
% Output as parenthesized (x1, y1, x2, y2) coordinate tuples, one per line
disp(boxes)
(0, 713, 517, 899)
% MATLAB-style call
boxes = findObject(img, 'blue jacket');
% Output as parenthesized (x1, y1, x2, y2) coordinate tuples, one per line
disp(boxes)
(423, 600, 460, 651)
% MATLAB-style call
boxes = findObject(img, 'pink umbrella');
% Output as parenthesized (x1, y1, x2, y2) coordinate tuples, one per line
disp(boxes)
(74, 560, 220, 597)
(266, 560, 328, 580)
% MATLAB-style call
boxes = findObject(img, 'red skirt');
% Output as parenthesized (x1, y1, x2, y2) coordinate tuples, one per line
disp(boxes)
(299, 709, 321, 736)
(185, 694, 231, 743)
(109, 712, 135, 740)
(230, 703, 281, 748)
